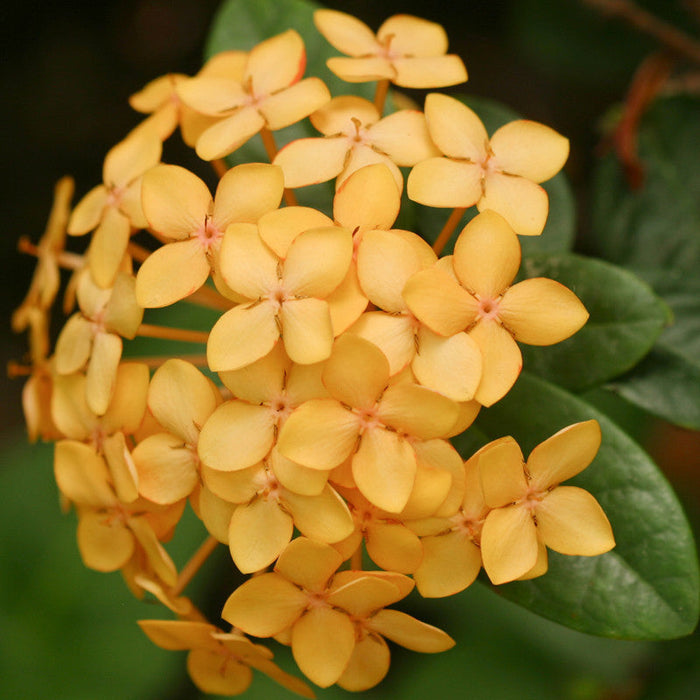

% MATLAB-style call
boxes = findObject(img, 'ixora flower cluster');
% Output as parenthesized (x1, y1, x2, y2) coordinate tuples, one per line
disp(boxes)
(12, 9, 615, 697)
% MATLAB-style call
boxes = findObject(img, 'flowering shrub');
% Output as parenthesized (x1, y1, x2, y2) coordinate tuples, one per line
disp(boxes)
(11, 0, 699, 697)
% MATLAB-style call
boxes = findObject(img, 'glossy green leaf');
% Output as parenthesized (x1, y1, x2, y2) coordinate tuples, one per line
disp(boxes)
(416, 94, 575, 255)
(518, 253, 671, 391)
(590, 96, 700, 273)
(471, 372, 699, 640)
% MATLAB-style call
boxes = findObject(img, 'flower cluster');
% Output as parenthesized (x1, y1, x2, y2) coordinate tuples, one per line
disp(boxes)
(13, 7, 615, 696)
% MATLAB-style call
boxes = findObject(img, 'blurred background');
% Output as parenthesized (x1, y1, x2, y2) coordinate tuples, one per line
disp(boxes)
(2, 1, 700, 698)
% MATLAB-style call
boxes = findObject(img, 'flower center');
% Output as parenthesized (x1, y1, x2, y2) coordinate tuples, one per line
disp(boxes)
(196, 218, 222, 251)
(477, 297, 501, 321)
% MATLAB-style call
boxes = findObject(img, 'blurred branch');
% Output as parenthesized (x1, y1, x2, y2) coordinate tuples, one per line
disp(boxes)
(581, 0, 700, 63)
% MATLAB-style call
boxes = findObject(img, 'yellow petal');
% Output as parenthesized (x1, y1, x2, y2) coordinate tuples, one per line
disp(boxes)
(349, 311, 415, 376)
(480, 505, 538, 584)
(187, 649, 252, 696)
(470, 321, 522, 407)
(413, 328, 482, 402)
(369, 110, 440, 165)
(213, 162, 284, 229)
(258, 206, 333, 258)
(328, 574, 403, 616)
(536, 486, 615, 556)
(478, 436, 527, 507)
(229, 497, 294, 573)
(310, 95, 378, 135)
(222, 572, 307, 636)
(273, 136, 348, 188)
(176, 75, 247, 115)
(280, 298, 334, 365)
(86, 331, 122, 416)
(103, 129, 161, 187)
(367, 609, 455, 652)
(352, 428, 416, 513)
(259, 78, 330, 130)
(327, 264, 369, 335)
(218, 343, 287, 403)
(54, 314, 92, 375)
(377, 15, 447, 56)
(378, 383, 458, 439)
(277, 399, 360, 470)
(402, 266, 476, 337)
(314, 9, 378, 56)
(77, 510, 134, 572)
(68, 185, 107, 235)
(207, 302, 279, 372)
(407, 157, 482, 208)
(414, 531, 481, 597)
(452, 209, 521, 298)
(127, 515, 178, 585)
(135, 238, 210, 308)
(326, 56, 394, 82)
(337, 632, 390, 691)
(50, 373, 93, 440)
(103, 432, 139, 503)
(499, 278, 589, 345)
(275, 537, 343, 591)
(527, 420, 602, 490)
(292, 607, 355, 688)
(285, 485, 354, 543)
(87, 207, 131, 289)
(424, 93, 488, 160)
(245, 30, 305, 96)
(479, 172, 549, 236)
(196, 485, 235, 543)
(270, 448, 329, 496)
(54, 440, 115, 506)
(141, 164, 211, 239)
(490, 120, 569, 182)
(148, 358, 218, 445)
(323, 333, 389, 409)
(366, 522, 423, 573)
(195, 107, 265, 161)
(198, 401, 275, 472)
(339, 146, 402, 191)
(201, 464, 261, 503)
(393, 55, 468, 88)
(104, 273, 143, 338)
(137, 619, 219, 650)
(403, 441, 460, 520)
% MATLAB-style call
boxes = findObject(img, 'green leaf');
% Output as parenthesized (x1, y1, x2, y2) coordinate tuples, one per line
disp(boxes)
(606, 270, 700, 428)
(590, 96, 700, 273)
(416, 94, 575, 254)
(518, 253, 670, 391)
(470, 372, 699, 640)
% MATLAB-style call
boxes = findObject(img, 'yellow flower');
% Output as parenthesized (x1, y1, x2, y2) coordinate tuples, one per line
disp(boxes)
(222, 537, 454, 689)
(135, 162, 284, 308)
(138, 620, 314, 698)
(403, 210, 589, 406)
(478, 420, 615, 584)
(408, 93, 570, 236)
(314, 10, 468, 88)
(273, 95, 438, 190)
(176, 30, 330, 160)
(67, 129, 162, 287)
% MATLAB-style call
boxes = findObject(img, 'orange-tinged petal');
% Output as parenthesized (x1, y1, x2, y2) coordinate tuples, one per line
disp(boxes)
(367, 609, 455, 652)
(527, 420, 602, 490)
(366, 522, 423, 573)
(198, 401, 275, 472)
(132, 433, 199, 504)
(277, 399, 360, 470)
(378, 15, 447, 55)
(479, 172, 549, 236)
(218, 342, 287, 403)
(87, 207, 131, 289)
(201, 464, 261, 503)
(470, 321, 522, 407)
(128, 515, 178, 585)
(280, 298, 334, 365)
(415, 531, 481, 597)
(292, 607, 355, 688)
(270, 448, 329, 496)
(337, 632, 390, 692)
(491, 120, 569, 182)
(68, 185, 108, 235)
(197, 486, 235, 543)
(275, 537, 343, 591)
(54, 314, 92, 375)
(478, 436, 527, 507)
(213, 163, 284, 229)
(453, 209, 521, 298)
(327, 55, 394, 82)
(245, 30, 305, 96)
(403, 266, 476, 337)
(51, 373, 93, 440)
(310, 95, 379, 135)
(413, 328, 482, 402)
(499, 278, 589, 345)
(349, 311, 414, 375)
(323, 333, 389, 409)
(222, 572, 308, 636)
(148, 358, 218, 445)
(352, 428, 416, 513)
(334, 163, 400, 231)
(229, 497, 294, 573)
(176, 76, 247, 115)
(195, 107, 265, 160)
(259, 78, 331, 130)
(378, 383, 458, 439)
(273, 136, 348, 188)
(328, 574, 403, 616)
(285, 485, 354, 543)
(258, 206, 333, 258)
(54, 440, 115, 506)
(425, 93, 488, 160)
(518, 539, 549, 580)
(283, 226, 353, 298)
(401, 449, 457, 520)
(480, 505, 538, 584)
(327, 264, 369, 335)
(207, 302, 279, 372)
(369, 110, 439, 165)
(408, 157, 482, 208)
(393, 55, 468, 88)
(536, 486, 615, 555)
(104, 273, 143, 338)
(314, 9, 379, 56)
(187, 649, 252, 696)
(77, 510, 134, 572)
(339, 146, 402, 190)
(137, 619, 219, 651)
(103, 129, 161, 187)
(102, 432, 139, 503)
(86, 331, 122, 416)
(135, 238, 209, 308)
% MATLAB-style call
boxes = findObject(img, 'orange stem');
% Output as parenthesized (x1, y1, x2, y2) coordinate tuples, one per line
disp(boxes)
(127, 241, 153, 264)
(350, 544, 363, 571)
(373, 79, 390, 114)
(122, 354, 209, 368)
(136, 323, 209, 343)
(171, 536, 220, 597)
(211, 159, 229, 178)
(432, 207, 467, 255)
(260, 127, 297, 206)
(184, 284, 235, 311)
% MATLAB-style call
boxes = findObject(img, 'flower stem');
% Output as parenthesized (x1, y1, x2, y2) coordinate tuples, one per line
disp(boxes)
(183, 284, 235, 311)
(171, 535, 220, 596)
(432, 207, 467, 255)
(374, 79, 390, 114)
(136, 323, 209, 343)
(260, 127, 298, 206)
(123, 354, 210, 368)
(211, 158, 229, 178)
(350, 544, 363, 571)
(17, 237, 84, 270)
